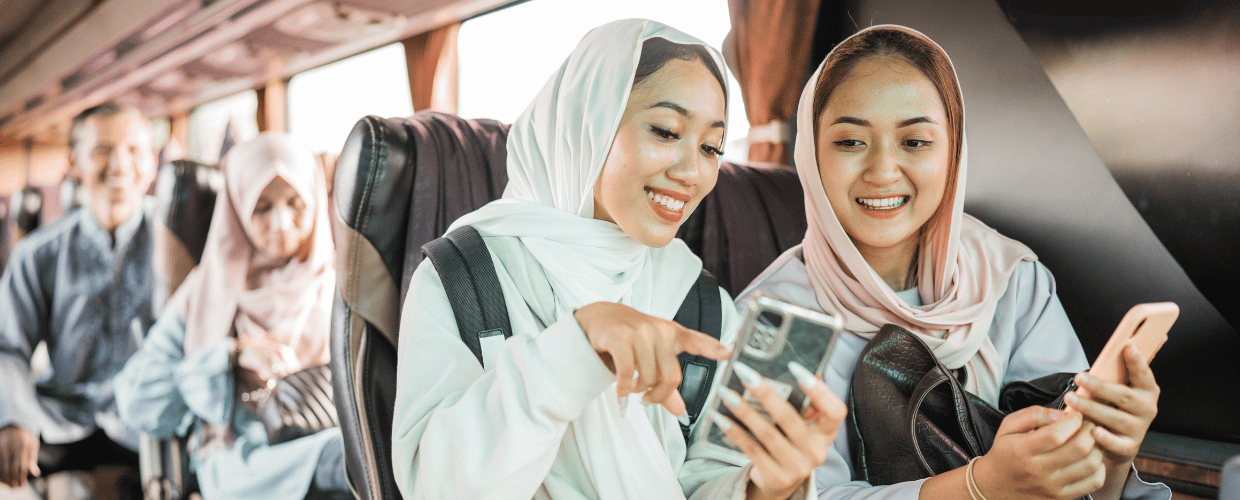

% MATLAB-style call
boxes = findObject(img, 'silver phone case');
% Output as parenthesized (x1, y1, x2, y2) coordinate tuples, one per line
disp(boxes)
(695, 293, 844, 456)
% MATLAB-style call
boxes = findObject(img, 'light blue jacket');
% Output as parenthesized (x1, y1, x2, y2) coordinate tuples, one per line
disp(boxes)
(0, 203, 156, 449)
(114, 307, 339, 500)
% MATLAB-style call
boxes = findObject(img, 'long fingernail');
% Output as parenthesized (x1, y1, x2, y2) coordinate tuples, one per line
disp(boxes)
(711, 411, 734, 431)
(788, 361, 819, 388)
(732, 362, 763, 387)
(721, 388, 743, 408)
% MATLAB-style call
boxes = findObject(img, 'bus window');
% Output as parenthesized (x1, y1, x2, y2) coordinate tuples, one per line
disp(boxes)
(188, 90, 259, 164)
(287, 43, 414, 155)
(150, 116, 171, 157)
(457, 0, 751, 162)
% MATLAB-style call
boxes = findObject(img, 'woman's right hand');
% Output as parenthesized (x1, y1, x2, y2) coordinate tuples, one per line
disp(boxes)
(974, 406, 1106, 500)
(236, 336, 303, 384)
(715, 363, 848, 500)
(573, 301, 732, 416)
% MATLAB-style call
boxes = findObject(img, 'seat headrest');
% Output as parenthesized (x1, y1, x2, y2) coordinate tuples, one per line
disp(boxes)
(11, 186, 43, 236)
(334, 112, 510, 306)
(154, 159, 222, 264)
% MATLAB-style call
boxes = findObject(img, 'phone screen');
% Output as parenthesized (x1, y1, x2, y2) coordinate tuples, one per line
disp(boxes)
(697, 295, 842, 455)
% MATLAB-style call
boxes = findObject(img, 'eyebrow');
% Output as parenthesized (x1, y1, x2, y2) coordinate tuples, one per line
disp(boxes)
(831, 116, 936, 128)
(650, 101, 726, 129)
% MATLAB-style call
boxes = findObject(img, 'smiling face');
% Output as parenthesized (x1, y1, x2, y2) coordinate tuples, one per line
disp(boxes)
(70, 111, 156, 233)
(816, 56, 951, 266)
(249, 176, 315, 260)
(592, 57, 726, 247)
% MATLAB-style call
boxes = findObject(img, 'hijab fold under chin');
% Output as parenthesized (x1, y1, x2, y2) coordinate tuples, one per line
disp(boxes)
(172, 133, 335, 370)
(796, 25, 1036, 403)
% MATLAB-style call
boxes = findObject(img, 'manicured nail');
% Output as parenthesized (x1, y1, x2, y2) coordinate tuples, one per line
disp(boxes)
(711, 411, 734, 431)
(1076, 372, 1090, 385)
(1065, 392, 1079, 405)
(1047, 409, 1063, 422)
(721, 388, 743, 408)
(788, 361, 819, 388)
(732, 362, 763, 387)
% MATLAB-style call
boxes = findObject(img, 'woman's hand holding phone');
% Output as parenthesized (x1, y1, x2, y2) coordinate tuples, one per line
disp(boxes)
(1060, 302, 1169, 500)
(573, 301, 732, 416)
(1062, 344, 1161, 500)
(965, 406, 1105, 500)
(712, 362, 847, 500)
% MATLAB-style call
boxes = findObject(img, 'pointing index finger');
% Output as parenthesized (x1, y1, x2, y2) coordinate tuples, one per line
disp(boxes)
(673, 325, 732, 360)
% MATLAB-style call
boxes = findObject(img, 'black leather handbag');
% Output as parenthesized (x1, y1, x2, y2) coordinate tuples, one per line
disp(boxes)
(847, 324, 1076, 486)
(239, 364, 340, 445)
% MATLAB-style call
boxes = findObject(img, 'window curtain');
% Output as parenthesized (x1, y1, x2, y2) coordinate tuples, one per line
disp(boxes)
(403, 23, 461, 114)
(724, 0, 822, 165)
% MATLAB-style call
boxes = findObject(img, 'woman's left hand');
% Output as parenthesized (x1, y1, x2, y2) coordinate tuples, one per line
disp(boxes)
(237, 336, 303, 384)
(1065, 343, 1160, 467)
(713, 363, 848, 500)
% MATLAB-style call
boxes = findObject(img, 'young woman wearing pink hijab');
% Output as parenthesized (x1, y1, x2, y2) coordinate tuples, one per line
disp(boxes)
(738, 25, 1169, 500)
(115, 133, 348, 500)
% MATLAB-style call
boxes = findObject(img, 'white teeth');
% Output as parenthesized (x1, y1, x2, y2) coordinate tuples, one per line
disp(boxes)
(857, 196, 908, 210)
(646, 189, 685, 210)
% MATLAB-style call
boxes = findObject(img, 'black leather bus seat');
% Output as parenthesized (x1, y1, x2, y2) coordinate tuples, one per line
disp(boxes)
(140, 158, 221, 500)
(330, 111, 806, 500)
(679, 161, 805, 295)
(152, 159, 223, 305)
(332, 112, 511, 500)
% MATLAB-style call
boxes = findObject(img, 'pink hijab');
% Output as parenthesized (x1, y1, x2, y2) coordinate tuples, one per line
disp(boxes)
(797, 25, 1035, 402)
(172, 133, 335, 369)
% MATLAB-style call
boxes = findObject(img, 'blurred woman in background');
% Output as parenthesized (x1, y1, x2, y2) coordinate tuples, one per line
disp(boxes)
(115, 133, 346, 500)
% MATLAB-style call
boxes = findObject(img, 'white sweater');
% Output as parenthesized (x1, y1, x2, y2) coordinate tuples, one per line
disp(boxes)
(392, 235, 809, 500)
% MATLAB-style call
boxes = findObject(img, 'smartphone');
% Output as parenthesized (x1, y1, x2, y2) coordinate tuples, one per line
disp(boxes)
(1078, 302, 1178, 400)
(696, 294, 843, 455)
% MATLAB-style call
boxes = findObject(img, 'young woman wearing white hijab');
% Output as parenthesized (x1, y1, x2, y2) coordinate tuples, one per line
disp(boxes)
(392, 19, 847, 500)
(115, 133, 349, 500)
(737, 25, 1169, 500)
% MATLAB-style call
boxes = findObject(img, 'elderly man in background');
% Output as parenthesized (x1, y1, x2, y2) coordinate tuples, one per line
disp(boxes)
(0, 102, 158, 499)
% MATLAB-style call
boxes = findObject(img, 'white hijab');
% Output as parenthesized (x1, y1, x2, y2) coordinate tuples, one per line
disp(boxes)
(450, 19, 727, 321)
(796, 26, 1036, 403)
(447, 19, 729, 499)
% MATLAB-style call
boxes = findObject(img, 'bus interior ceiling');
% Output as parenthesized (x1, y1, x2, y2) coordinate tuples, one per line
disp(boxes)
(0, 0, 522, 195)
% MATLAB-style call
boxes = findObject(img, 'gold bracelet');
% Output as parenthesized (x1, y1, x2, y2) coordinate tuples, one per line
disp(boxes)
(966, 456, 991, 500)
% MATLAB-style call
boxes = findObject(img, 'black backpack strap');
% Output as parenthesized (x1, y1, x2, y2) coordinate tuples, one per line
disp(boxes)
(673, 270, 722, 442)
(421, 225, 512, 367)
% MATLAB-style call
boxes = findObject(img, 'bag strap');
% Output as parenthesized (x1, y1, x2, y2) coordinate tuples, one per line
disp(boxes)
(903, 332, 989, 475)
(424, 227, 721, 443)
(673, 271, 722, 442)
(422, 225, 513, 367)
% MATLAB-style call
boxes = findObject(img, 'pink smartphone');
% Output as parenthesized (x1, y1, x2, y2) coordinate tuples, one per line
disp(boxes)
(1077, 302, 1178, 400)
